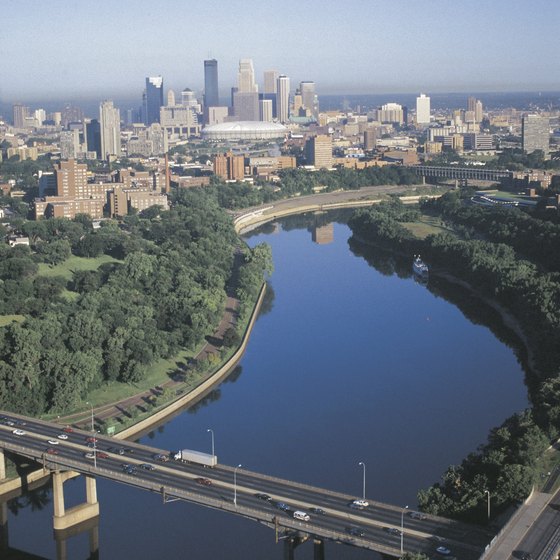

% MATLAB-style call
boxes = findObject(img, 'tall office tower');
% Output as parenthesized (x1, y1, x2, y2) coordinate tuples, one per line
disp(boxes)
(305, 135, 333, 168)
(416, 93, 431, 124)
(276, 75, 290, 123)
(167, 89, 176, 107)
(300, 81, 319, 119)
(12, 104, 29, 128)
(260, 99, 273, 122)
(475, 100, 483, 123)
(522, 115, 550, 157)
(144, 76, 164, 125)
(181, 88, 197, 107)
(467, 96, 477, 113)
(204, 59, 219, 107)
(55, 159, 88, 198)
(263, 70, 278, 94)
(99, 100, 121, 160)
(238, 59, 257, 93)
(86, 119, 102, 158)
(233, 91, 259, 121)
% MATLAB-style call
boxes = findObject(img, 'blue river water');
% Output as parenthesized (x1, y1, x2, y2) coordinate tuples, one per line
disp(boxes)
(6, 214, 529, 559)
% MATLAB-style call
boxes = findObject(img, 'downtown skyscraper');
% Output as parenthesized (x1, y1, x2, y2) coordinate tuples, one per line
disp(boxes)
(276, 75, 290, 123)
(143, 76, 164, 125)
(204, 59, 219, 107)
(99, 100, 121, 160)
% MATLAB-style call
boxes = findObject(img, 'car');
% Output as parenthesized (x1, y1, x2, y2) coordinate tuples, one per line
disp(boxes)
(384, 527, 402, 536)
(351, 499, 369, 508)
(14, 420, 26, 426)
(409, 511, 427, 520)
(436, 547, 451, 555)
(84, 452, 95, 459)
(195, 477, 212, 486)
(346, 527, 365, 537)
(57, 433, 69, 440)
(153, 453, 169, 462)
(275, 502, 290, 511)
(85, 436, 97, 443)
(12, 429, 25, 436)
(62, 426, 74, 433)
(4, 420, 15, 426)
(117, 447, 125, 455)
(97, 452, 109, 459)
(124, 447, 134, 454)
(139, 463, 155, 470)
(87, 442, 97, 448)
(47, 440, 59, 445)
(309, 507, 326, 515)
(255, 493, 272, 501)
(520, 554, 533, 560)
(123, 466, 137, 475)
(46, 448, 58, 455)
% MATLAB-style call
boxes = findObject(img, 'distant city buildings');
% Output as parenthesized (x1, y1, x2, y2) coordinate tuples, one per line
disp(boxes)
(378, 103, 404, 125)
(276, 75, 290, 123)
(522, 114, 550, 157)
(416, 94, 430, 125)
(99, 100, 121, 160)
(144, 76, 164, 126)
(203, 59, 219, 108)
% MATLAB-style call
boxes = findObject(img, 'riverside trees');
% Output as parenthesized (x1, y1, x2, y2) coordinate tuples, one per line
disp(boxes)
(0, 188, 271, 415)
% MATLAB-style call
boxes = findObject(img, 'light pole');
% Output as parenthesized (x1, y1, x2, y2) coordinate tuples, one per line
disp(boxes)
(86, 402, 97, 469)
(401, 505, 409, 554)
(485, 490, 490, 521)
(207, 428, 215, 457)
(234, 464, 242, 506)
(358, 461, 366, 500)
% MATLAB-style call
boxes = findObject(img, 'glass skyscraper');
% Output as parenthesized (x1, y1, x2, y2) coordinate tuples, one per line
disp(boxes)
(204, 59, 219, 107)
(144, 76, 164, 126)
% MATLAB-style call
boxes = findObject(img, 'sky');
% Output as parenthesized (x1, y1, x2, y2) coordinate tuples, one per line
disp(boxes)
(1, 0, 559, 103)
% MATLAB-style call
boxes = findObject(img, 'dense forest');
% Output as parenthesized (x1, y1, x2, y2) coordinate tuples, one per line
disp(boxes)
(348, 193, 560, 523)
(0, 188, 271, 415)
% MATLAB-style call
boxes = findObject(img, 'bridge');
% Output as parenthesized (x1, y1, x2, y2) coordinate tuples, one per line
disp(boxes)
(413, 165, 513, 184)
(0, 411, 492, 559)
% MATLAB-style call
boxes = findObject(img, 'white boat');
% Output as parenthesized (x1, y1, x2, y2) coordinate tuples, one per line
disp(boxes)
(413, 255, 429, 277)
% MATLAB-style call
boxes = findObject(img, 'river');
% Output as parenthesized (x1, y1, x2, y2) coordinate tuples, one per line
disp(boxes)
(5, 212, 529, 559)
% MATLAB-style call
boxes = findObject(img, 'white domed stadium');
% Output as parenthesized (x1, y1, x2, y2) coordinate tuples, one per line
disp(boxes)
(202, 121, 288, 141)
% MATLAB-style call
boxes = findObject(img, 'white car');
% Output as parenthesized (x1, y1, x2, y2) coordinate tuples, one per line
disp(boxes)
(12, 429, 25, 436)
(436, 547, 451, 555)
(352, 499, 369, 508)
(47, 439, 59, 445)
(84, 452, 95, 459)
(57, 433, 68, 440)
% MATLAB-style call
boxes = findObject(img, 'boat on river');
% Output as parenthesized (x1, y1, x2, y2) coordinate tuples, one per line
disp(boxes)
(413, 255, 429, 278)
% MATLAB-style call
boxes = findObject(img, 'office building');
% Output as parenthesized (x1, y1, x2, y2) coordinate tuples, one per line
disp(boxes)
(167, 89, 176, 107)
(416, 93, 430, 124)
(363, 129, 377, 151)
(467, 97, 484, 123)
(99, 100, 121, 160)
(86, 119, 101, 159)
(144, 76, 164, 125)
(305, 135, 332, 168)
(276, 75, 290, 123)
(263, 70, 278, 94)
(159, 105, 200, 138)
(522, 115, 550, 157)
(127, 124, 168, 156)
(238, 59, 257, 93)
(260, 99, 273, 122)
(233, 91, 259, 121)
(300, 81, 319, 119)
(378, 103, 404, 125)
(204, 59, 219, 107)
(13, 104, 29, 128)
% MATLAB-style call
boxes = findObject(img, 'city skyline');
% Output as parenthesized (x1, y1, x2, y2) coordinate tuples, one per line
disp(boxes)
(1, 0, 559, 102)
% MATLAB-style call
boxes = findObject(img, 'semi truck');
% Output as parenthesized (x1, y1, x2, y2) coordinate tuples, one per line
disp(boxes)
(173, 449, 218, 467)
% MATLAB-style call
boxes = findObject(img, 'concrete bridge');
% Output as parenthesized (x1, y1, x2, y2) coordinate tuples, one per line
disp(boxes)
(0, 411, 491, 559)
(413, 165, 513, 184)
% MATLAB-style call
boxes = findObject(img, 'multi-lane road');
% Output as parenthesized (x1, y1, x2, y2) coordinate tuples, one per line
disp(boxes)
(0, 411, 492, 558)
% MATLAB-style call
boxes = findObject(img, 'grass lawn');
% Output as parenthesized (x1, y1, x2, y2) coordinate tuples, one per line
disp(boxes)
(0, 314, 25, 327)
(402, 216, 456, 239)
(38, 254, 120, 280)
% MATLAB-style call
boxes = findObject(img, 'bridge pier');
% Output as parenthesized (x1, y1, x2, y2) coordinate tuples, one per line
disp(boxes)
(0, 500, 8, 554)
(313, 538, 325, 560)
(52, 471, 99, 531)
(0, 449, 6, 481)
(54, 516, 99, 560)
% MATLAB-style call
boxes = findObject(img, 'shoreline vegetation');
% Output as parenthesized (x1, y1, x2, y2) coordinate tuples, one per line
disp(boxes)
(348, 192, 560, 524)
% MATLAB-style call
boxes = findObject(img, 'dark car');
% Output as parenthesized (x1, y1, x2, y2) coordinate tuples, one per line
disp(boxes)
(96, 452, 109, 459)
(275, 502, 290, 511)
(346, 527, 365, 537)
(139, 463, 156, 470)
(154, 453, 169, 462)
(384, 527, 402, 536)
(309, 507, 326, 515)
(195, 477, 212, 486)
(85, 436, 97, 443)
(46, 448, 58, 455)
(255, 493, 272, 501)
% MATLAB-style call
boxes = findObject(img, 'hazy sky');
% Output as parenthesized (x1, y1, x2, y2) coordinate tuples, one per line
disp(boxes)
(1, 0, 558, 102)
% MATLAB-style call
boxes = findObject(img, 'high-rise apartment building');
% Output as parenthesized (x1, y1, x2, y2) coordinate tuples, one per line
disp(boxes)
(12, 104, 29, 128)
(378, 103, 404, 125)
(144, 76, 164, 125)
(204, 59, 219, 107)
(238, 59, 257, 93)
(305, 135, 332, 168)
(60, 130, 81, 159)
(55, 159, 88, 198)
(522, 115, 550, 157)
(300, 81, 319, 119)
(276, 75, 290, 123)
(213, 152, 245, 181)
(416, 93, 431, 124)
(99, 100, 121, 160)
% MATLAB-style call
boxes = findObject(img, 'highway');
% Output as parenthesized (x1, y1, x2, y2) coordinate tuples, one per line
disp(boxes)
(0, 411, 492, 558)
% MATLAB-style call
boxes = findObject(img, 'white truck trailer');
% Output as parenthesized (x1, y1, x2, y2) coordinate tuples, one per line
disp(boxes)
(173, 449, 218, 467)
